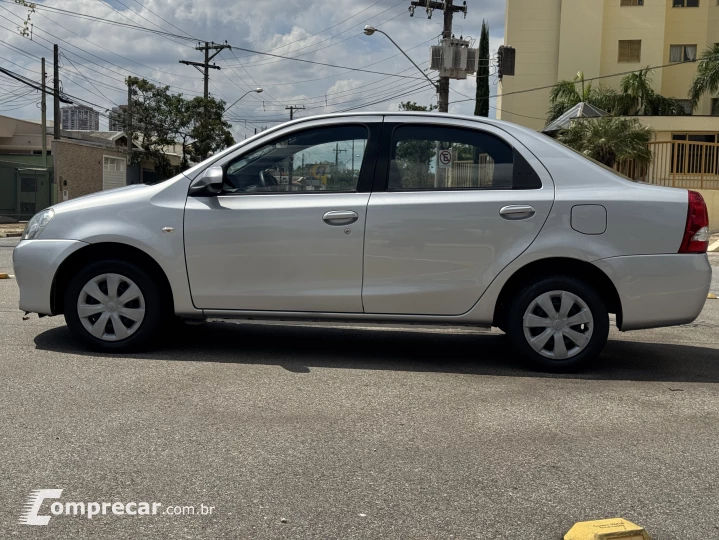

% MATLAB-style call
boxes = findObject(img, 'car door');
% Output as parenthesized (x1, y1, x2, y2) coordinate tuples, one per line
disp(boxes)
(184, 118, 381, 313)
(362, 117, 554, 316)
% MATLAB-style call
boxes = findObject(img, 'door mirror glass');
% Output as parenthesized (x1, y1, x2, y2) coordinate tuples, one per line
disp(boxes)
(189, 166, 224, 195)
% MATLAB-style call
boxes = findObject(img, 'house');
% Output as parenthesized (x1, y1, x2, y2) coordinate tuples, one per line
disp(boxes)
(0, 114, 181, 220)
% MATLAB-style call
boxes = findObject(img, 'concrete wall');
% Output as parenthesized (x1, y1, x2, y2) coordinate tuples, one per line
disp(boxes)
(498, 0, 562, 130)
(52, 139, 126, 201)
(558, 0, 603, 81)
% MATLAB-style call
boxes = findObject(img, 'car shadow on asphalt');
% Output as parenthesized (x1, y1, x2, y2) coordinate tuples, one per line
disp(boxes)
(34, 321, 719, 383)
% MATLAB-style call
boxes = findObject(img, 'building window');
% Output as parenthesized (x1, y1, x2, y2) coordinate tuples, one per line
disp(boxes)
(669, 44, 698, 62)
(618, 40, 641, 62)
(620, 0, 643, 5)
(673, 0, 699, 6)
(712, 98, 719, 116)
(675, 99, 694, 115)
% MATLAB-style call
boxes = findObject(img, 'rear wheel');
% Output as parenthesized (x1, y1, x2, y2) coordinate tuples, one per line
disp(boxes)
(63, 260, 168, 351)
(506, 276, 609, 371)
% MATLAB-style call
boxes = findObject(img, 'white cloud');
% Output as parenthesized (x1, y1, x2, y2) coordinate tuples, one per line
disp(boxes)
(0, 0, 507, 135)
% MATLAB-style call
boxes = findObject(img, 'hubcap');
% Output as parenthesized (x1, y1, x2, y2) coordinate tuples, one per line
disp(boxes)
(522, 290, 593, 360)
(77, 273, 146, 342)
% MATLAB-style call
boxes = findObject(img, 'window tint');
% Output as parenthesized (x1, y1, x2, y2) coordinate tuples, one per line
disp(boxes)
(224, 125, 368, 193)
(387, 125, 539, 191)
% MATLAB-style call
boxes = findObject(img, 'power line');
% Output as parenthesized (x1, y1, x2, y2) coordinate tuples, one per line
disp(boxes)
(450, 55, 719, 105)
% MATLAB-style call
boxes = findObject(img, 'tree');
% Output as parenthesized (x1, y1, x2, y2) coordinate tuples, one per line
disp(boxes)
(396, 102, 436, 187)
(689, 43, 719, 111)
(546, 72, 617, 122)
(120, 78, 234, 177)
(474, 20, 490, 117)
(547, 69, 685, 123)
(616, 68, 685, 116)
(556, 116, 653, 169)
(398, 101, 437, 112)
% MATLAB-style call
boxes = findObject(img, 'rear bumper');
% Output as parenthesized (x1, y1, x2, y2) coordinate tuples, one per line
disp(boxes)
(13, 239, 88, 315)
(592, 254, 711, 331)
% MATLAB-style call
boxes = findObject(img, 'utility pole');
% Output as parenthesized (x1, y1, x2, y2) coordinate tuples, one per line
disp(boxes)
(53, 44, 60, 139)
(126, 78, 133, 153)
(285, 106, 305, 189)
(285, 105, 305, 121)
(334, 143, 347, 172)
(409, 0, 467, 112)
(179, 41, 230, 99)
(40, 57, 47, 164)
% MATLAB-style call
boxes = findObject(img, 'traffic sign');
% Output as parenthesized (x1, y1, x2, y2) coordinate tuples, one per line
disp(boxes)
(438, 149, 452, 168)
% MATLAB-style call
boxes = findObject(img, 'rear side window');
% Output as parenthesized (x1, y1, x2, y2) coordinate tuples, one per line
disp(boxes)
(387, 125, 541, 191)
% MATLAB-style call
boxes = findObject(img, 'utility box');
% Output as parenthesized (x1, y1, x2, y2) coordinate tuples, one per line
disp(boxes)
(429, 37, 479, 79)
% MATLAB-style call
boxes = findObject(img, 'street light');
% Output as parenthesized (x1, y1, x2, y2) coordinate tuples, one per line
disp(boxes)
(224, 87, 263, 114)
(363, 26, 438, 96)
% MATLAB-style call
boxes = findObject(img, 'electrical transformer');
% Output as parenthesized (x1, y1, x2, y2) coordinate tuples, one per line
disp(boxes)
(429, 37, 479, 80)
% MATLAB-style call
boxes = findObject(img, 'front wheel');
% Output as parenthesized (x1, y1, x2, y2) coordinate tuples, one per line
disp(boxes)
(505, 276, 609, 371)
(63, 260, 168, 351)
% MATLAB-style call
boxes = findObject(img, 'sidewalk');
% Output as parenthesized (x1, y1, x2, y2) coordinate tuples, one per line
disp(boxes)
(0, 223, 24, 238)
(710, 233, 719, 253)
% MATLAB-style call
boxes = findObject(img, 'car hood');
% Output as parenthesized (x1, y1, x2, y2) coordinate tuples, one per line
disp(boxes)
(50, 177, 185, 215)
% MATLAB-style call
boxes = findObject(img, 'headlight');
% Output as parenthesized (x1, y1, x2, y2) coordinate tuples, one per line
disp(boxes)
(22, 208, 55, 240)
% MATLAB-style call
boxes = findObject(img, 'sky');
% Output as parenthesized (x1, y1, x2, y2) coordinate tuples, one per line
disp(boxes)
(0, 0, 506, 141)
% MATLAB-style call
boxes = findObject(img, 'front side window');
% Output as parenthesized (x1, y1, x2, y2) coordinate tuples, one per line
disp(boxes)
(223, 125, 368, 194)
(387, 125, 539, 191)
(669, 44, 697, 62)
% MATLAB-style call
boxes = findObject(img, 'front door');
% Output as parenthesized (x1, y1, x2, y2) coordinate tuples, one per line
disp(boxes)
(184, 123, 378, 313)
(362, 119, 554, 316)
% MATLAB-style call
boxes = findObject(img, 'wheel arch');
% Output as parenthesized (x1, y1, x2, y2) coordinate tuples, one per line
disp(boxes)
(492, 257, 622, 330)
(51, 242, 174, 315)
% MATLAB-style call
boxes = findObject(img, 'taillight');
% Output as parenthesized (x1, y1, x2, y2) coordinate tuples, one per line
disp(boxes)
(678, 190, 710, 253)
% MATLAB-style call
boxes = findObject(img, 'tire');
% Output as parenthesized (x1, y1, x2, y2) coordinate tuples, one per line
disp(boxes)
(63, 259, 169, 352)
(505, 276, 609, 372)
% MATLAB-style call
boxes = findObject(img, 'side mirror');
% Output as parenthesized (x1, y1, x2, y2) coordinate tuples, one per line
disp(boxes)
(189, 166, 223, 195)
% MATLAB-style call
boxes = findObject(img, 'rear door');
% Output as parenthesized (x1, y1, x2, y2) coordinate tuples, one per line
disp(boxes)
(362, 117, 554, 316)
(184, 118, 381, 313)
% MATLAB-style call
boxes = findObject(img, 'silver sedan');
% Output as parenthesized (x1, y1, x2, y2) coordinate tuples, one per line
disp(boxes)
(13, 112, 712, 370)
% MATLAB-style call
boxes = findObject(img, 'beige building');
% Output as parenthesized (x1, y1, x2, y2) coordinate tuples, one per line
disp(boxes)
(497, 0, 719, 133)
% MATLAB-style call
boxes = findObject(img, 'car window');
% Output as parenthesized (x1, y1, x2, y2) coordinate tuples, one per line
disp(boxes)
(387, 125, 537, 191)
(223, 125, 369, 194)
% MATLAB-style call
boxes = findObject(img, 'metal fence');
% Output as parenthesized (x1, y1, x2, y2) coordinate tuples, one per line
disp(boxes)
(450, 155, 495, 188)
(641, 141, 719, 190)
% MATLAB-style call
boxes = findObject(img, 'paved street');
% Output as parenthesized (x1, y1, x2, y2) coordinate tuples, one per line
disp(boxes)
(1, 237, 718, 539)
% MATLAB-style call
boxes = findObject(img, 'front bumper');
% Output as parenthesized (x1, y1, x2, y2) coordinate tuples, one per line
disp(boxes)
(13, 239, 88, 315)
(592, 254, 712, 331)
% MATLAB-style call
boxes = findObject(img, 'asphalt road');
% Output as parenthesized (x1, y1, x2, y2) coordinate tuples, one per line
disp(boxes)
(1, 237, 718, 539)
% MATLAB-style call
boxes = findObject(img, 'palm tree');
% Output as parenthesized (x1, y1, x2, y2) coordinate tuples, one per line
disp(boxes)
(689, 43, 719, 111)
(548, 68, 685, 122)
(547, 72, 599, 122)
(618, 68, 685, 116)
(556, 117, 653, 169)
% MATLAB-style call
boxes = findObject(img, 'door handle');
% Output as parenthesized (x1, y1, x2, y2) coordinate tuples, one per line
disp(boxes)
(322, 210, 358, 226)
(499, 205, 536, 220)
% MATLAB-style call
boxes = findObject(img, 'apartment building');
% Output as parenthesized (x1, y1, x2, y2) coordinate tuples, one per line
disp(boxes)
(497, 0, 719, 134)
(108, 105, 127, 132)
(60, 105, 100, 131)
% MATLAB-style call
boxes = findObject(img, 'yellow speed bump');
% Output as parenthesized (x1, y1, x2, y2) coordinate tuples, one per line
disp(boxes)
(708, 293, 718, 299)
(564, 518, 650, 540)
(0, 273, 10, 279)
